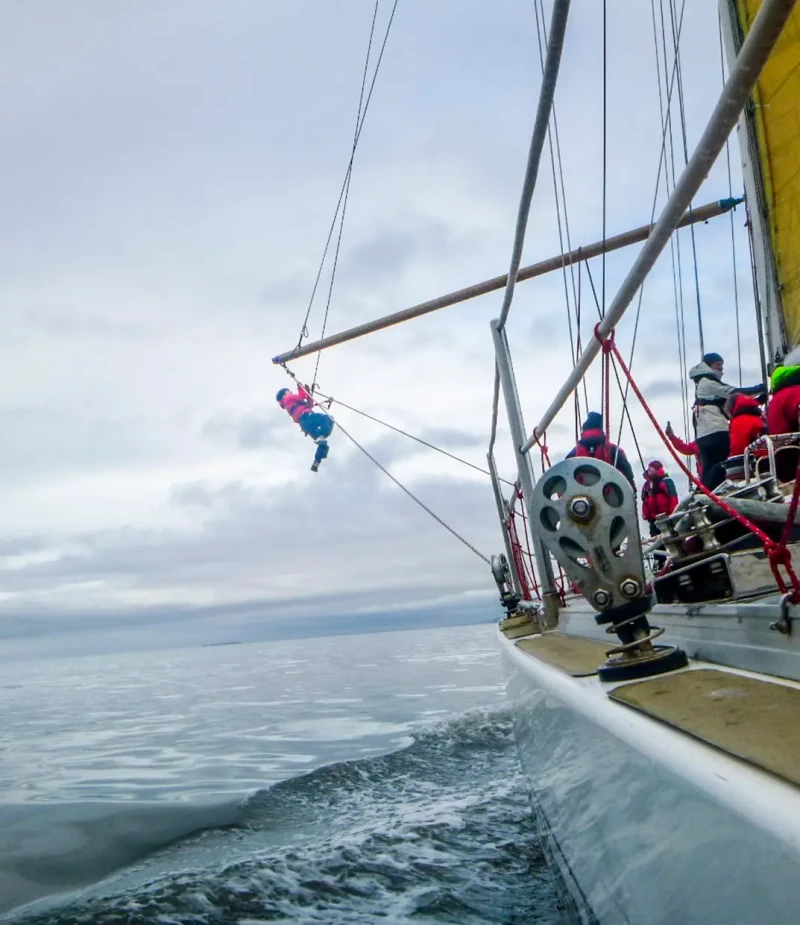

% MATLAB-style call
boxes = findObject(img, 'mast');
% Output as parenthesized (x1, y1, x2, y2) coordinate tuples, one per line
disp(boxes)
(719, 0, 798, 362)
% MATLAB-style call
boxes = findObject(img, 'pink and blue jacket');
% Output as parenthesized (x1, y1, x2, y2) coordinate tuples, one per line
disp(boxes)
(278, 386, 314, 423)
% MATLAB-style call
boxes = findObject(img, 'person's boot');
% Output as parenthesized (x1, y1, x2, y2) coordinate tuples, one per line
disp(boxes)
(311, 440, 328, 473)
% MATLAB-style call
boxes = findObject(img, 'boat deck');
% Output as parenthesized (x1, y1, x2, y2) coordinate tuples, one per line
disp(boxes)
(517, 633, 609, 676)
(555, 593, 800, 683)
(609, 667, 800, 787)
(509, 624, 800, 796)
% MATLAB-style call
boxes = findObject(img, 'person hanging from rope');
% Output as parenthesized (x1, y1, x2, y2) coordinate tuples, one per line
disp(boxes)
(276, 384, 334, 472)
(689, 353, 765, 491)
(664, 421, 702, 481)
(641, 460, 678, 568)
(566, 411, 636, 489)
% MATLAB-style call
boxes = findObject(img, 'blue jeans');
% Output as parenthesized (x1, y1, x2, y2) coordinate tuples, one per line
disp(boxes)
(299, 412, 334, 440)
(314, 441, 330, 466)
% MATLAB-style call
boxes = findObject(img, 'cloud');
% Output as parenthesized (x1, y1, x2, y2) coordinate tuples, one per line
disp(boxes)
(13, 304, 152, 339)
(0, 0, 772, 654)
(640, 378, 684, 401)
(202, 409, 277, 450)
(0, 535, 46, 558)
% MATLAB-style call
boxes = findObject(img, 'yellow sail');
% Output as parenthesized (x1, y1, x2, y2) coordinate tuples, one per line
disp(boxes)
(737, 0, 800, 347)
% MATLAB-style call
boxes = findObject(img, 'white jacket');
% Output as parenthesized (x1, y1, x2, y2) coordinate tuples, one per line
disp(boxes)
(689, 362, 764, 439)
(689, 362, 737, 438)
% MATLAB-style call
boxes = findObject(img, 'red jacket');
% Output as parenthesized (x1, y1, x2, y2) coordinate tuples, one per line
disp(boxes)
(668, 432, 697, 457)
(729, 394, 766, 455)
(566, 428, 636, 487)
(641, 463, 679, 521)
(767, 384, 800, 436)
(668, 431, 701, 478)
(279, 386, 313, 423)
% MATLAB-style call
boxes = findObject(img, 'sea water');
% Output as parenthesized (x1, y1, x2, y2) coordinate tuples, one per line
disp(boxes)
(0, 623, 564, 923)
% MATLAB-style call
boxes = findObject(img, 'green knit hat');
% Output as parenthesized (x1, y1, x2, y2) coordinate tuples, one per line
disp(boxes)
(771, 365, 800, 391)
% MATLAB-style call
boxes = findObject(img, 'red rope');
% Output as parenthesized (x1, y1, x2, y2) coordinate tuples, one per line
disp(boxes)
(531, 429, 552, 472)
(514, 491, 568, 602)
(516, 496, 541, 596)
(593, 329, 800, 601)
(507, 507, 535, 601)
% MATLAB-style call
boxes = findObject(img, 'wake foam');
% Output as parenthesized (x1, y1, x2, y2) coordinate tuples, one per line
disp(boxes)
(0, 800, 243, 917)
(8, 707, 563, 925)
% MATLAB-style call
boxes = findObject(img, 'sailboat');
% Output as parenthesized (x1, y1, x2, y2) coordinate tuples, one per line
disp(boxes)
(273, 0, 800, 921)
(494, 2, 800, 922)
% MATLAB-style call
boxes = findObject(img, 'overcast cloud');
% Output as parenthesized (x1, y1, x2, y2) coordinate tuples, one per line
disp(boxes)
(0, 1, 763, 656)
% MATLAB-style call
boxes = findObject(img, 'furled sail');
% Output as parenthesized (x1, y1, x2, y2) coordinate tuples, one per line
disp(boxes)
(725, 0, 800, 355)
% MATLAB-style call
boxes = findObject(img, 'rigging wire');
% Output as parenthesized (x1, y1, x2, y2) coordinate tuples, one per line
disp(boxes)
(575, 259, 585, 438)
(310, 0, 401, 395)
(604, 0, 693, 463)
(280, 361, 513, 488)
(533, 0, 587, 423)
(718, 10, 744, 386)
(311, 387, 515, 485)
(657, 0, 691, 404)
(609, 0, 692, 455)
(655, 0, 692, 442)
(309, 0, 381, 390)
(488, 0, 572, 512)
(667, 0, 705, 355)
(294, 0, 400, 360)
(601, 0, 607, 318)
(600, 0, 609, 428)
(278, 362, 506, 483)
(294, 4, 378, 350)
(496, 0, 571, 331)
(332, 416, 491, 564)
(582, 260, 645, 468)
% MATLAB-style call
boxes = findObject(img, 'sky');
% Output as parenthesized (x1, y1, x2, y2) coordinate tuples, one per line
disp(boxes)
(0, 0, 766, 657)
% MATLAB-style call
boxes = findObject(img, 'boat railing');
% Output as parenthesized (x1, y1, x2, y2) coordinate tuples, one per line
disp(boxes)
(743, 434, 800, 488)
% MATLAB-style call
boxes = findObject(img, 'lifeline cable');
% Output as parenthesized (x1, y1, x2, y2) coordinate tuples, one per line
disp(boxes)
(311, 387, 516, 486)
(332, 415, 491, 564)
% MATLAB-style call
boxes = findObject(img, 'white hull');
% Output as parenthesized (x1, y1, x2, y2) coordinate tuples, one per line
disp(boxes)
(498, 626, 800, 925)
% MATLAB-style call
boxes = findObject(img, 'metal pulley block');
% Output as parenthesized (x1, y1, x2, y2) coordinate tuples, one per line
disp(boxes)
(531, 458, 687, 681)
(530, 458, 646, 612)
(491, 553, 520, 613)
